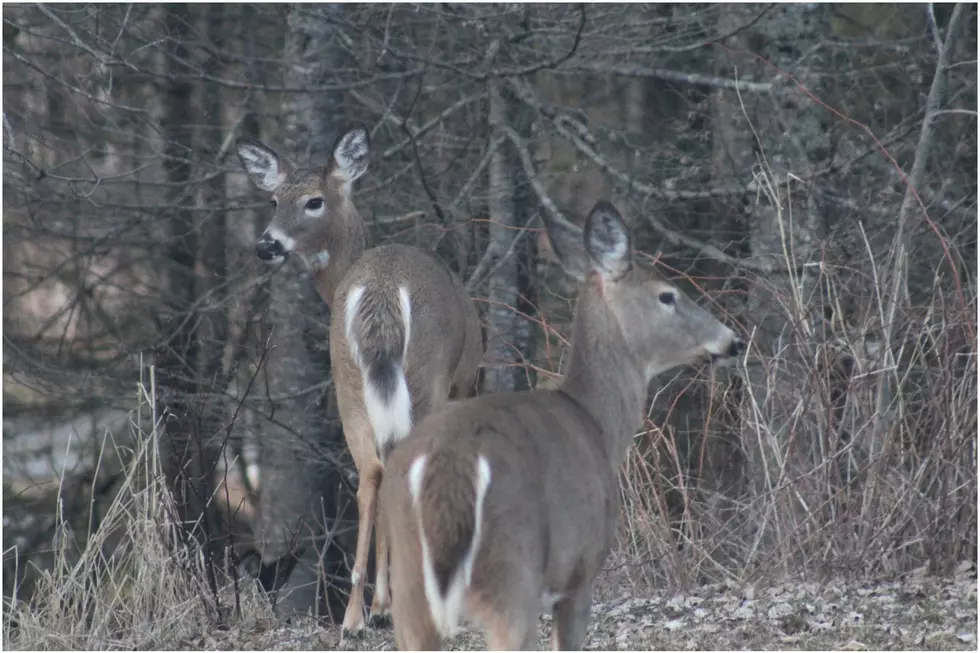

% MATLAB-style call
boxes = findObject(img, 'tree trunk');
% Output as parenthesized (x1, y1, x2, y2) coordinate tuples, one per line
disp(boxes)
(483, 78, 537, 393)
(155, 3, 224, 578)
(252, 4, 355, 620)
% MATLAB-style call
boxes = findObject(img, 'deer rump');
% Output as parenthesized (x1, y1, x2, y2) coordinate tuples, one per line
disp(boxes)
(344, 284, 414, 461)
(408, 451, 491, 638)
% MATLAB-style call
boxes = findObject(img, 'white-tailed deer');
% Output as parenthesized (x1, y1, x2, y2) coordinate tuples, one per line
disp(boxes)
(380, 200, 744, 650)
(236, 126, 484, 633)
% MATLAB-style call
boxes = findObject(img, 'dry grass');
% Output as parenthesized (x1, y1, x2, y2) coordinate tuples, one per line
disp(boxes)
(616, 163, 977, 589)
(4, 172, 975, 651)
(2, 369, 273, 650)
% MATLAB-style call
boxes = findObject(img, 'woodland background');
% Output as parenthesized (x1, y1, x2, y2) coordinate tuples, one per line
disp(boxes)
(2, 3, 977, 646)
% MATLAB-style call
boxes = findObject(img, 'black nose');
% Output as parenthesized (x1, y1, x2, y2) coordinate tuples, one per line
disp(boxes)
(255, 238, 285, 261)
(727, 338, 746, 358)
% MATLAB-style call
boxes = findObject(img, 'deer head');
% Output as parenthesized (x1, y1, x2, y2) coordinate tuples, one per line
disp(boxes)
(236, 125, 370, 266)
(546, 200, 744, 379)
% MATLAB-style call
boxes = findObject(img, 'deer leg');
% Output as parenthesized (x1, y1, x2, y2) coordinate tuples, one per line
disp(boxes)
(341, 457, 383, 635)
(480, 590, 539, 651)
(368, 496, 391, 622)
(389, 505, 440, 650)
(392, 584, 440, 651)
(551, 586, 593, 650)
(485, 614, 538, 652)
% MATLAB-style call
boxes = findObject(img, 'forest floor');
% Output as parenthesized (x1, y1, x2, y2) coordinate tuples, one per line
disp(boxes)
(190, 567, 976, 651)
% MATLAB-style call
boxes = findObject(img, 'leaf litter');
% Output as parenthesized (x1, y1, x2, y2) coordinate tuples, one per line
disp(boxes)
(200, 567, 976, 650)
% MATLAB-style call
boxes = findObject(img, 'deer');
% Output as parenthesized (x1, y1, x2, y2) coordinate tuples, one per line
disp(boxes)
(380, 200, 745, 650)
(236, 125, 484, 634)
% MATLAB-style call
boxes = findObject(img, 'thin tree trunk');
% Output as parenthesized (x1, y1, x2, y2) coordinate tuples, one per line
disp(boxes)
(253, 4, 354, 620)
(483, 78, 536, 393)
(155, 4, 222, 578)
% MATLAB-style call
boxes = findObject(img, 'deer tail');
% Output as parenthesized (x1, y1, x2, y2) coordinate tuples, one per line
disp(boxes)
(407, 453, 491, 637)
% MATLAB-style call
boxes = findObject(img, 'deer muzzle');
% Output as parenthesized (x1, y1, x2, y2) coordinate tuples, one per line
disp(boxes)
(256, 236, 286, 262)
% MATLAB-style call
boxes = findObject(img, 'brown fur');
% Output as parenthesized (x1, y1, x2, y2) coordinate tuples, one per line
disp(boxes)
(381, 200, 742, 650)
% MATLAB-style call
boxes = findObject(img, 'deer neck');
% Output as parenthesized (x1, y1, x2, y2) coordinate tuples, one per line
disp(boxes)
(558, 282, 647, 469)
(308, 209, 371, 307)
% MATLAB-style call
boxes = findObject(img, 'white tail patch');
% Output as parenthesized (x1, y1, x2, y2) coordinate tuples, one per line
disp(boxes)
(413, 454, 492, 638)
(245, 463, 261, 491)
(407, 454, 427, 505)
(466, 456, 491, 587)
(346, 285, 413, 453)
(364, 374, 412, 454)
(408, 454, 444, 632)
(398, 286, 412, 359)
(344, 284, 366, 364)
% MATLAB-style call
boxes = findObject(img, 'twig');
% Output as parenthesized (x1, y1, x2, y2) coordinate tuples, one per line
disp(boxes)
(560, 63, 775, 93)
(501, 106, 780, 274)
(493, 5, 587, 78)
(925, 3, 944, 54)
(499, 125, 579, 234)
(506, 77, 760, 203)
(450, 135, 504, 214)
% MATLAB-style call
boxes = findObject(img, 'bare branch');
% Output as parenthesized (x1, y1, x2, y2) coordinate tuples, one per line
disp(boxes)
(506, 78, 760, 202)
(560, 63, 775, 93)
(873, 1, 969, 436)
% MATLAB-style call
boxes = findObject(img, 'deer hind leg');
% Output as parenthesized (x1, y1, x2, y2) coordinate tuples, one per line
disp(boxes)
(389, 510, 440, 650)
(551, 586, 593, 650)
(476, 585, 540, 651)
(484, 611, 538, 651)
(450, 341, 482, 400)
(368, 496, 390, 622)
(341, 447, 384, 635)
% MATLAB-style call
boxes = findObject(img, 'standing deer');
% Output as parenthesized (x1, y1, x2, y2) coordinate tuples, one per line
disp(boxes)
(380, 200, 744, 650)
(236, 125, 484, 633)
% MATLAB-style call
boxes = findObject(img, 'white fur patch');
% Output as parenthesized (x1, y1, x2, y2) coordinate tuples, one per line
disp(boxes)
(245, 463, 261, 491)
(464, 456, 491, 587)
(606, 230, 629, 260)
(408, 454, 427, 505)
(350, 569, 361, 587)
(703, 326, 739, 358)
(300, 194, 326, 218)
(238, 144, 284, 191)
(333, 128, 369, 182)
(344, 285, 366, 365)
(365, 375, 412, 454)
(398, 286, 412, 359)
(346, 286, 413, 454)
(261, 226, 296, 253)
(308, 250, 330, 268)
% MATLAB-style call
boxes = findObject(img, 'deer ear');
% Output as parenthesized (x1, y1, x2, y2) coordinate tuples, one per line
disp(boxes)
(584, 200, 632, 281)
(236, 139, 289, 192)
(330, 125, 370, 185)
(544, 214, 590, 283)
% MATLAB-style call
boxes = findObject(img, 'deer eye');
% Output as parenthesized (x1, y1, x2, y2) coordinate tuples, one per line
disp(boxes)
(658, 291, 676, 306)
(268, 199, 277, 208)
(305, 198, 324, 211)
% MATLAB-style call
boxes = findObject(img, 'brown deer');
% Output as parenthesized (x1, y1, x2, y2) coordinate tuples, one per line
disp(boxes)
(236, 126, 484, 633)
(380, 200, 744, 650)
